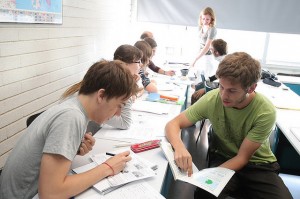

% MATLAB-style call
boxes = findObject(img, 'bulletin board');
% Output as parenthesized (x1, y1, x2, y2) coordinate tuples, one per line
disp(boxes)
(0, 0, 62, 24)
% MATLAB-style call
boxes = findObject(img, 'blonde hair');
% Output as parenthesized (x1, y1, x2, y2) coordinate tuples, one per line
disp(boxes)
(198, 7, 216, 27)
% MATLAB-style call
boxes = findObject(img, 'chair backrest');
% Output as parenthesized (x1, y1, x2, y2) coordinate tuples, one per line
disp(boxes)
(26, 111, 44, 127)
(204, 81, 219, 93)
(269, 126, 280, 153)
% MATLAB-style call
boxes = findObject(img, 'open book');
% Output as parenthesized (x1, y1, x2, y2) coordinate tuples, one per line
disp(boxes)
(160, 142, 235, 197)
(72, 150, 156, 195)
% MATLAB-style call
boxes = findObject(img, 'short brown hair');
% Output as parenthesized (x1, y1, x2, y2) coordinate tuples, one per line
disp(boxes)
(212, 39, 227, 56)
(134, 40, 152, 65)
(216, 52, 261, 89)
(113, 44, 142, 64)
(140, 31, 153, 39)
(62, 60, 139, 100)
(143, 37, 157, 49)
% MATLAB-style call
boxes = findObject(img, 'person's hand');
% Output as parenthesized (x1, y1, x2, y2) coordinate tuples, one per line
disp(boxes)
(193, 89, 205, 99)
(137, 89, 144, 98)
(105, 151, 132, 175)
(151, 79, 157, 85)
(166, 70, 176, 76)
(77, 132, 95, 156)
(174, 147, 193, 176)
(190, 61, 196, 68)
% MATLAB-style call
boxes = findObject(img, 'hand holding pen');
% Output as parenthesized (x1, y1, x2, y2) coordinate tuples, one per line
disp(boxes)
(102, 151, 131, 176)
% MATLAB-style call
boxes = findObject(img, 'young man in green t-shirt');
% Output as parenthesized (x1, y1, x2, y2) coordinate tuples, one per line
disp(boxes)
(165, 52, 292, 198)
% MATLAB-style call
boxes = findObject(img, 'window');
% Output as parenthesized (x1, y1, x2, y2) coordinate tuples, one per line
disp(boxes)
(267, 33, 300, 66)
(133, 21, 300, 72)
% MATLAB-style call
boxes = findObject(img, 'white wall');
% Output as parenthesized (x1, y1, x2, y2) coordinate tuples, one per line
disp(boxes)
(0, 0, 135, 169)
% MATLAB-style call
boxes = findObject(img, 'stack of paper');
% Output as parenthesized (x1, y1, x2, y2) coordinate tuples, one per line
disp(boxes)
(72, 151, 156, 195)
(78, 181, 165, 199)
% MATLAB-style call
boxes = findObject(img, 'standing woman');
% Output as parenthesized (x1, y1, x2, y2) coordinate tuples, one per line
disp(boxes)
(191, 7, 217, 78)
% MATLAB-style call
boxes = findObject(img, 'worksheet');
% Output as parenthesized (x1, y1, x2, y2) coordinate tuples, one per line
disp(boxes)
(160, 142, 235, 197)
(73, 151, 156, 195)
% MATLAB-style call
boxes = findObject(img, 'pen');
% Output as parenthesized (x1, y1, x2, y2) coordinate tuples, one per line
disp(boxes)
(106, 152, 116, 156)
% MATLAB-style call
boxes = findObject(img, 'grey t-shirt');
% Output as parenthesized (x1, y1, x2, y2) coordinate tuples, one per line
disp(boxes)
(199, 26, 217, 52)
(0, 96, 89, 199)
(105, 97, 133, 130)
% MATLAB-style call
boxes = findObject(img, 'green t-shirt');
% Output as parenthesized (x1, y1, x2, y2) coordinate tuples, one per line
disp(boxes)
(186, 89, 277, 163)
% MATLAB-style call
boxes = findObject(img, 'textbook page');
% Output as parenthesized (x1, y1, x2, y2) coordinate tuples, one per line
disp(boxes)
(73, 151, 156, 195)
(160, 142, 235, 197)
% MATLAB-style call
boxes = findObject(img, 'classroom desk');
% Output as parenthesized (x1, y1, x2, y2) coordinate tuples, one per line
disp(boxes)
(256, 81, 300, 155)
(71, 76, 189, 198)
(277, 75, 300, 96)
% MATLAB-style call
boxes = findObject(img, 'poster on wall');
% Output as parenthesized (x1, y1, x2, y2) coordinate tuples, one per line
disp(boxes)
(0, 0, 62, 24)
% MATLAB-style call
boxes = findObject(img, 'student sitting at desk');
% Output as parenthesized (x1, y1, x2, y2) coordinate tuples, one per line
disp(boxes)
(165, 52, 292, 198)
(105, 44, 143, 129)
(0, 60, 139, 199)
(134, 40, 158, 93)
(140, 31, 175, 76)
(191, 39, 228, 105)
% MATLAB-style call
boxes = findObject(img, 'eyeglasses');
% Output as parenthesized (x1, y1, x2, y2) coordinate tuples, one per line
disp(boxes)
(133, 60, 141, 64)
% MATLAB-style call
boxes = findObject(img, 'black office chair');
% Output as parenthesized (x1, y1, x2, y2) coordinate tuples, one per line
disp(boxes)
(195, 119, 207, 145)
(26, 111, 44, 127)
